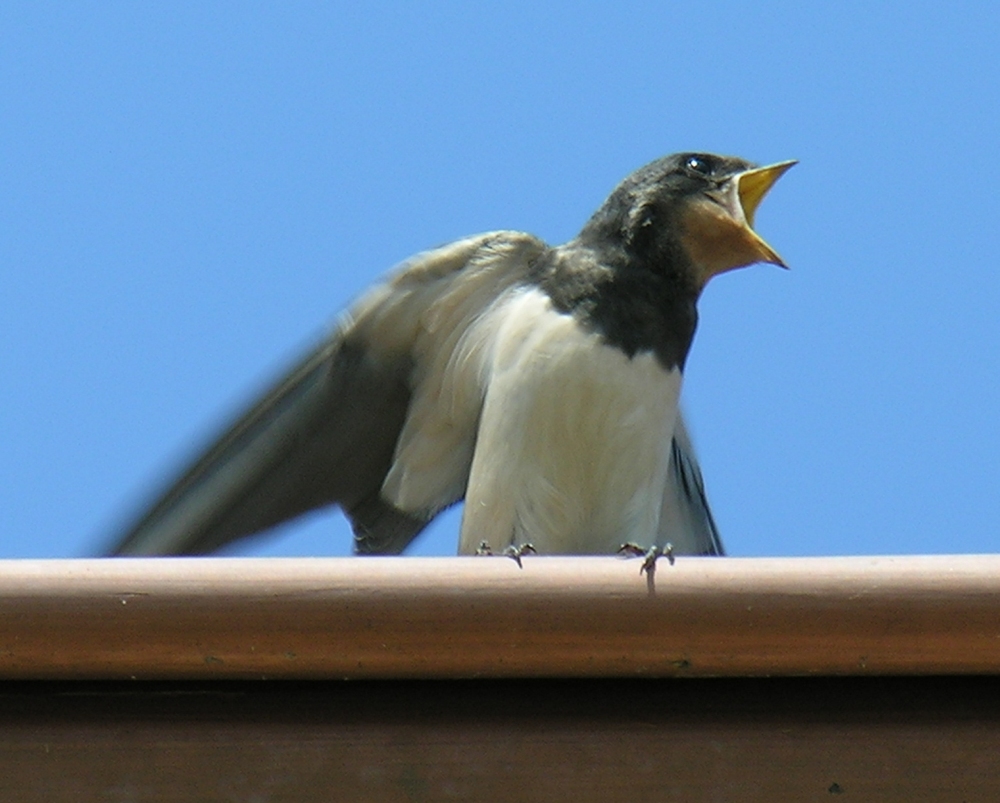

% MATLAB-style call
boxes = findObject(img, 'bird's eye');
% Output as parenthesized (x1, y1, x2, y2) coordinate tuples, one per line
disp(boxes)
(685, 156, 711, 175)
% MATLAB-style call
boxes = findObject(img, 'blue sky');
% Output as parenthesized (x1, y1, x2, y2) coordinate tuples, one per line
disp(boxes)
(3, 2, 999, 558)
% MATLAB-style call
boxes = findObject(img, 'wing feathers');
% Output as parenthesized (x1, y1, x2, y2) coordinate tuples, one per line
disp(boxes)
(108, 338, 412, 555)
(106, 231, 547, 556)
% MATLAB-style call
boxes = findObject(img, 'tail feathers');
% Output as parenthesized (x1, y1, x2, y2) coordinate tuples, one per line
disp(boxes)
(658, 414, 724, 556)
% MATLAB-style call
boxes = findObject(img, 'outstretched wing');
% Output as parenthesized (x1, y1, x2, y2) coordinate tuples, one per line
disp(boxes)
(106, 231, 549, 556)
(657, 413, 725, 555)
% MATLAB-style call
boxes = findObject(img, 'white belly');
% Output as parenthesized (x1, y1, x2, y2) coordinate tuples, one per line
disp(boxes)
(459, 287, 682, 554)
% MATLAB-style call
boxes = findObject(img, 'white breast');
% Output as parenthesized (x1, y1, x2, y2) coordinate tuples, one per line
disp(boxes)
(459, 287, 682, 554)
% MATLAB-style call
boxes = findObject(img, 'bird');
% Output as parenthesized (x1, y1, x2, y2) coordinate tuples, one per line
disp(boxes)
(106, 152, 794, 559)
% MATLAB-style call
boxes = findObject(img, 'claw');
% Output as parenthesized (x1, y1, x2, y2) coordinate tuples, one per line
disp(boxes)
(618, 542, 675, 594)
(476, 540, 536, 568)
(618, 542, 675, 574)
(503, 542, 536, 568)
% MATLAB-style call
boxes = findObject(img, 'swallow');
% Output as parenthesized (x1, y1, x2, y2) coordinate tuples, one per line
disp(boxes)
(106, 152, 794, 558)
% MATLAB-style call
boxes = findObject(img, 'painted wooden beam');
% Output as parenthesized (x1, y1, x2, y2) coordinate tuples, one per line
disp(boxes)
(2, 555, 998, 679)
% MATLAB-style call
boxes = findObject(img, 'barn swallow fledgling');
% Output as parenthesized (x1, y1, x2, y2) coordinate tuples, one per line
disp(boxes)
(107, 153, 794, 558)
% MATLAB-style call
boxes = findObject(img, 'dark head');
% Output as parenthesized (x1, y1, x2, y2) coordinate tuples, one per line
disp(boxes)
(578, 152, 795, 293)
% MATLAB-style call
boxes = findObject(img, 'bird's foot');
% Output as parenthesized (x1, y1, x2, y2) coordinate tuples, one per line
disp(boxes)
(476, 540, 537, 568)
(618, 542, 675, 575)
(618, 542, 674, 595)
(618, 543, 674, 579)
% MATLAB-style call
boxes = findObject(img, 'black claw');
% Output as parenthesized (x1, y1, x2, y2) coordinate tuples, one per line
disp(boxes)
(641, 543, 674, 574)
(619, 542, 674, 572)
(477, 541, 535, 568)
(503, 542, 536, 568)
(619, 543, 675, 595)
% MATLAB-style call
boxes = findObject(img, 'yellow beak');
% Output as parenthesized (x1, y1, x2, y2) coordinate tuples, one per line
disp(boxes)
(736, 160, 797, 267)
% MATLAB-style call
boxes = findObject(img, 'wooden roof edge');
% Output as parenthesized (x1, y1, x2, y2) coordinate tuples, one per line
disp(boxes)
(1, 554, 998, 680)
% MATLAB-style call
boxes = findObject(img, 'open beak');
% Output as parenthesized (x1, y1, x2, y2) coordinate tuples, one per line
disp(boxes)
(735, 160, 797, 268)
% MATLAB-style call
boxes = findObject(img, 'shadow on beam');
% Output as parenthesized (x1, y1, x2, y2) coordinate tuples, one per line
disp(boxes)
(2, 677, 999, 800)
